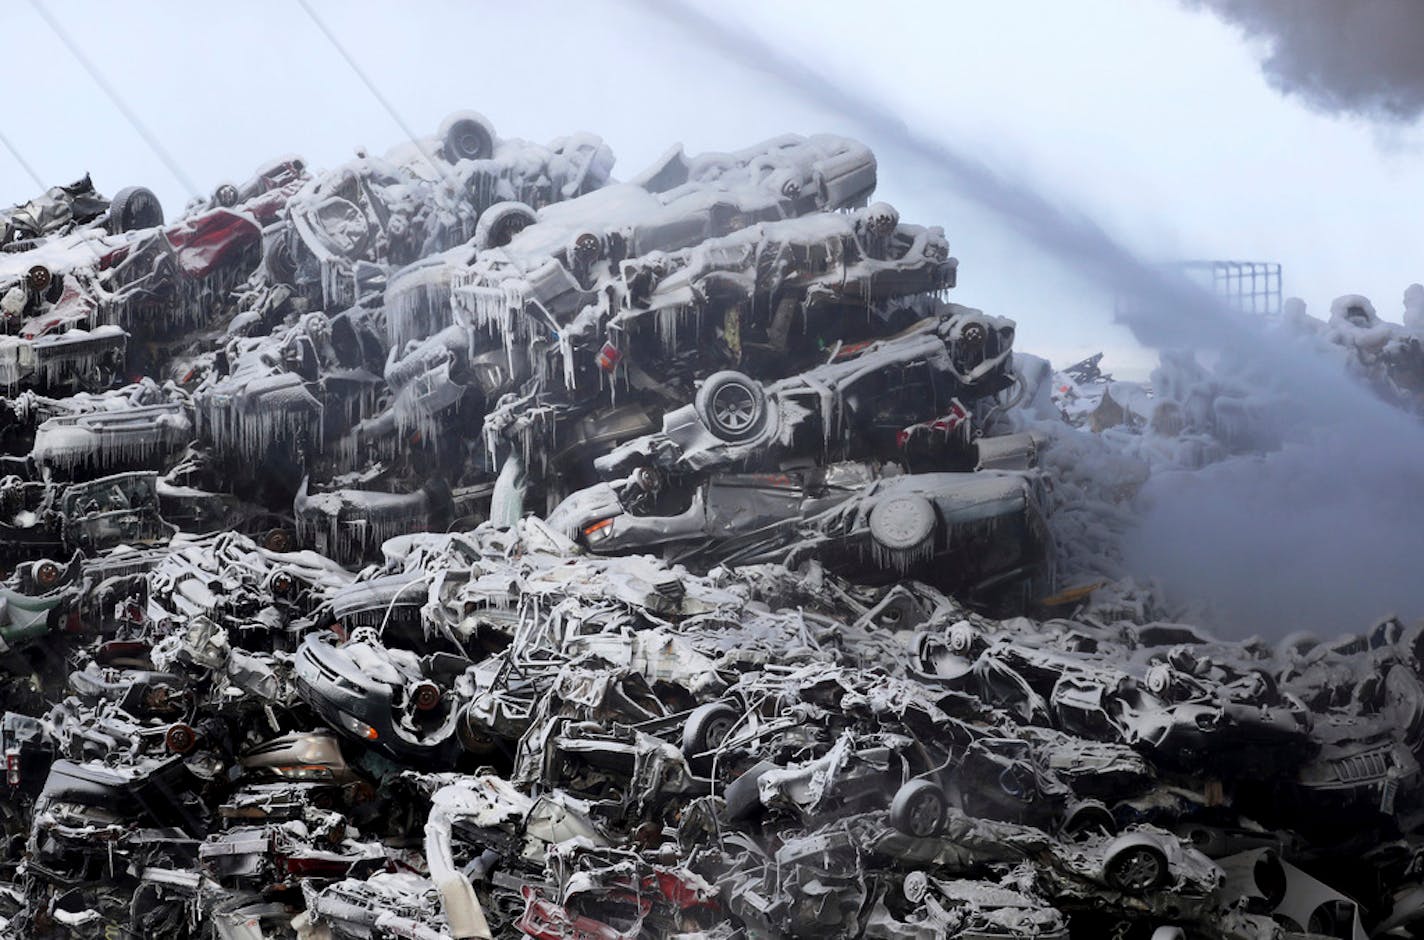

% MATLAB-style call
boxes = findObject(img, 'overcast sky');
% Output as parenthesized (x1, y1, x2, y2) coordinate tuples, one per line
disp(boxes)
(4, 0, 1423, 377)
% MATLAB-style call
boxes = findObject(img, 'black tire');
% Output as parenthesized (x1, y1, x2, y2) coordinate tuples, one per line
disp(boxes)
(1104, 844, 1169, 894)
(440, 111, 496, 163)
(264, 235, 299, 284)
(694, 371, 767, 442)
(867, 494, 936, 554)
(213, 183, 240, 208)
(889, 779, 947, 837)
(107, 186, 164, 233)
(723, 760, 777, 823)
(1060, 800, 1117, 840)
(681, 702, 739, 776)
(25, 265, 52, 297)
(473, 201, 536, 250)
(43, 271, 64, 304)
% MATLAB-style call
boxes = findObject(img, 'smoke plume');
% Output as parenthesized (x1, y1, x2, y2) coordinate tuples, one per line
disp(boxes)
(1189, 0, 1424, 121)
(643, 0, 1424, 636)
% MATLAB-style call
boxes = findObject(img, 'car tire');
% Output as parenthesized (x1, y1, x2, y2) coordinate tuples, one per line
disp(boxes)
(1104, 843, 1169, 894)
(262, 528, 297, 553)
(43, 271, 64, 304)
(474, 201, 536, 250)
(868, 494, 936, 554)
(889, 779, 947, 837)
(440, 111, 496, 163)
(695, 371, 767, 442)
(681, 702, 739, 776)
(1060, 799, 1117, 840)
(723, 760, 776, 823)
(107, 186, 164, 233)
(264, 236, 299, 284)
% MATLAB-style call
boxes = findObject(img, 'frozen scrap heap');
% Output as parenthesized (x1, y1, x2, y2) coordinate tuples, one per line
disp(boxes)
(0, 111, 1421, 940)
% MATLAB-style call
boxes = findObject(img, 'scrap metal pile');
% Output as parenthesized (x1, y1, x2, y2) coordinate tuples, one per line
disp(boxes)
(1, 112, 1421, 940)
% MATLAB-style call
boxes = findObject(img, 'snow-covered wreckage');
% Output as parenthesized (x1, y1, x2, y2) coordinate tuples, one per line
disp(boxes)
(1, 110, 1423, 940)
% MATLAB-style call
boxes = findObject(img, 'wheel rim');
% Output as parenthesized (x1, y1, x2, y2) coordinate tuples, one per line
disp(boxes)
(907, 793, 942, 836)
(704, 715, 734, 749)
(166, 724, 196, 754)
(710, 384, 758, 434)
(451, 125, 488, 159)
(412, 682, 440, 711)
(495, 216, 528, 246)
(1116, 849, 1162, 889)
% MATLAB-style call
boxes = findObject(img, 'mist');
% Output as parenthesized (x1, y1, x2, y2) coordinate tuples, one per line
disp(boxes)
(646, 0, 1424, 636)
(1188, 0, 1424, 122)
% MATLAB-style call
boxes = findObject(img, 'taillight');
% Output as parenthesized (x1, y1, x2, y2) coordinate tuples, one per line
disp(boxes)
(6, 751, 20, 787)
(596, 342, 621, 372)
(272, 764, 335, 781)
(582, 517, 614, 543)
(335, 711, 379, 741)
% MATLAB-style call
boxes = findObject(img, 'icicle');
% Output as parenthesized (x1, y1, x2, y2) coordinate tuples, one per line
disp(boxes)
(489, 453, 526, 527)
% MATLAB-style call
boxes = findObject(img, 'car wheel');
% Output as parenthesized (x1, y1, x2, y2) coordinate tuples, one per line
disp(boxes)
(213, 183, 240, 207)
(1104, 844, 1168, 894)
(440, 111, 495, 163)
(264, 236, 299, 284)
(25, 264, 52, 297)
(681, 702, 739, 775)
(1060, 799, 1117, 839)
(868, 494, 936, 555)
(108, 186, 164, 233)
(165, 723, 198, 754)
(889, 779, 947, 837)
(34, 559, 64, 590)
(456, 707, 499, 755)
(695, 371, 767, 442)
(723, 760, 776, 823)
(262, 528, 296, 553)
(474, 201, 536, 250)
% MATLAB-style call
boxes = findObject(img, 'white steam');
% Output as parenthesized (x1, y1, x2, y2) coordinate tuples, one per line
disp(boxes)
(643, 0, 1424, 635)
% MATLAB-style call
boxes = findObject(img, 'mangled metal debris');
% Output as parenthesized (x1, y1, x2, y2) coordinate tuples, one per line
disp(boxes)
(0, 110, 1422, 940)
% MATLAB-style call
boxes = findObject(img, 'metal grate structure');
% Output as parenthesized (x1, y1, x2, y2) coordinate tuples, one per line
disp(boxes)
(1175, 260, 1283, 316)
(1114, 259, 1284, 322)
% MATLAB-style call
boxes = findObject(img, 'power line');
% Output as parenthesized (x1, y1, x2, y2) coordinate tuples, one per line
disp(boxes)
(0, 129, 47, 192)
(0, 126, 113, 270)
(295, 0, 449, 182)
(28, 0, 202, 199)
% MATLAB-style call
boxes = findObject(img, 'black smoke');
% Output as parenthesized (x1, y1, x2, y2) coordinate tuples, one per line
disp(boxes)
(1189, 0, 1424, 121)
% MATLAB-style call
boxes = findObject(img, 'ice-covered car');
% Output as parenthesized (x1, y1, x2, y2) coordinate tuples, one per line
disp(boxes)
(594, 311, 1017, 481)
(870, 874, 1070, 940)
(294, 477, 455, 564)
(292, 630, 471, 764)
(29, 402, 192, 477)
(602, 201, 956, 386)
(0, 175, 161, 250)
(265, 111, 616, 311)
(2, 199, 262, 385)
(554, 463, 1054, 610)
